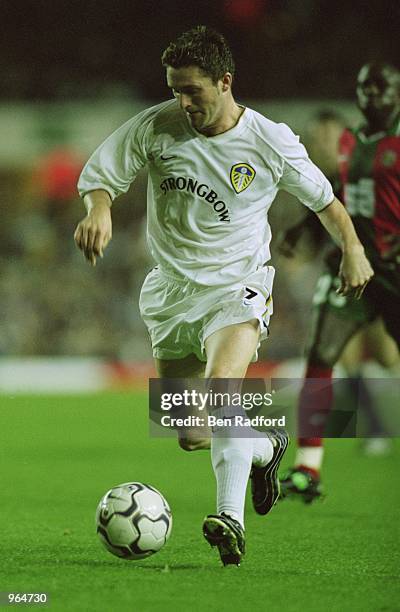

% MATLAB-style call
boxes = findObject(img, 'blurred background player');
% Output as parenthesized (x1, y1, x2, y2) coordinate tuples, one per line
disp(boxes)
(279, 62, 400, 502)
(279, 109, 399, 456)
(74, 26, 373, 564)
(339, 318, 399, 455)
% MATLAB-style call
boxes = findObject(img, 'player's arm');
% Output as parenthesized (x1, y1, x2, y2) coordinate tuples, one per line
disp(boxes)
(74, 109, 151, 265)
(275, 124, 373, 296)
(317, 197, 374, 298)
(74, 190, 112, 266)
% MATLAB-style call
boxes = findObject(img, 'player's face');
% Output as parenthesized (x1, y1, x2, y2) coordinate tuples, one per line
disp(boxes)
(167, 66, 231, 135)
(356, 65, 400, 128)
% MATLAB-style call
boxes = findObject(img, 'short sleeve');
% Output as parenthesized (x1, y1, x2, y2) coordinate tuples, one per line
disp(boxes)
(77, 108, 153, 201)
(277, 124, 334, 212)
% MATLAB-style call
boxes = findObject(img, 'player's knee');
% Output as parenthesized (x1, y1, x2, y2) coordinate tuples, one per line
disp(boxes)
(178, 437, 210, 452)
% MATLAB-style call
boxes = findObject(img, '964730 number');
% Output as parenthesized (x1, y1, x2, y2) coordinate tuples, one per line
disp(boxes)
(0, 593, 49, 606)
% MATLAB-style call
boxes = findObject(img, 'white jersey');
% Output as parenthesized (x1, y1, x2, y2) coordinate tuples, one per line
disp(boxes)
(78, 99, 334, 286)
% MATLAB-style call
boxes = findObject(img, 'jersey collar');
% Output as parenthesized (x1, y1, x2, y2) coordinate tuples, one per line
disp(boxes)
(186, 106, 250, 144)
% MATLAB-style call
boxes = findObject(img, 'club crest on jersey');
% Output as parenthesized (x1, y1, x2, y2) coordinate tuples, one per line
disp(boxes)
(230, 163, 256, 194)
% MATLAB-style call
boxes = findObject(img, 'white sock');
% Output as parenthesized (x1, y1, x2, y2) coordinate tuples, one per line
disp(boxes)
(211, 426, 253, 529)
(252, 432, 274, 467)
(211, 426, 274, 528)
(295, 446, 324, 471)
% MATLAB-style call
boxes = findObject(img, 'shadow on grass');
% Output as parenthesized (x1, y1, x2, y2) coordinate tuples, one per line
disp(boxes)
(60, 559, 201, 571)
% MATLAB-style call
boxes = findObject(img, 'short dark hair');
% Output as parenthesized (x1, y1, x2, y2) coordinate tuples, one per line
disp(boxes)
(161, 26, 235, 83)
(358, 61, 400, 90)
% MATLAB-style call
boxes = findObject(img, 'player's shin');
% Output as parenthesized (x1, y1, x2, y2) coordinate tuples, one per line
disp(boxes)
(211, 412, 273, 525)
(296, 364, 333, 473)
(211, 430, 253, 528)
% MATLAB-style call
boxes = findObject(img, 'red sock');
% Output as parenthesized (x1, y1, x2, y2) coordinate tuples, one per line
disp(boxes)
(298, 364, 333, 447)
(296, 464, 320, 479)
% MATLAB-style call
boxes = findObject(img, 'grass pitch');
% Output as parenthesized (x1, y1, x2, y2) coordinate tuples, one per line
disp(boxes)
(1, 392, 399, 611)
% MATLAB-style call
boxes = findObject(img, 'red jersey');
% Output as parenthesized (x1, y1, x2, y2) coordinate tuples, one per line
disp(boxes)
(338, 118, 400, 261)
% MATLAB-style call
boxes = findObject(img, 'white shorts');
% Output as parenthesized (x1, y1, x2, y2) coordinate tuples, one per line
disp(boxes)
(139, 265, 275, 361)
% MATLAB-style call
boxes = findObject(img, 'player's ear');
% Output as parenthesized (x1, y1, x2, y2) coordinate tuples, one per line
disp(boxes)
(221, 72, 233, 92)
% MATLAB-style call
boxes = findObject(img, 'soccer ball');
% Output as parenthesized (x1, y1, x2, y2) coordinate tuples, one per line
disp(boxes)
(95, 482, 172, 560)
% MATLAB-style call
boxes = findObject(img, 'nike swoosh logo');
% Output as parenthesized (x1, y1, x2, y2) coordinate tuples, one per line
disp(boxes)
(160, 155, 177, 160)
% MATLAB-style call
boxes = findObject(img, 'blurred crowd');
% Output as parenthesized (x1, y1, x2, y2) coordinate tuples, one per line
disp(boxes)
(1, 151, 150, 359)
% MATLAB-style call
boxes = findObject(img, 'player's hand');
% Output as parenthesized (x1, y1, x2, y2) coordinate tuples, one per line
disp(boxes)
(337, 245, 374, 299)
(74, 203, 112, 266)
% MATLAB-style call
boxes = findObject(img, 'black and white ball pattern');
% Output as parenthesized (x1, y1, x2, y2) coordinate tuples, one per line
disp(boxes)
(95, 482, 172, 559)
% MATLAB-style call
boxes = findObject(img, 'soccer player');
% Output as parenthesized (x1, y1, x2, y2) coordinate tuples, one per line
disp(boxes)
(74, 26, 373, 565)
(280, 109, 399, 458)
(280, 62, 400, 502)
